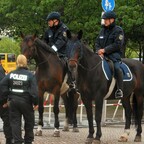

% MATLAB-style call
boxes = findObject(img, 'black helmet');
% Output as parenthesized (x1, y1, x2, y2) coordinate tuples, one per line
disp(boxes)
(102, 11, 116, 19)
(46, 12, 61, 21)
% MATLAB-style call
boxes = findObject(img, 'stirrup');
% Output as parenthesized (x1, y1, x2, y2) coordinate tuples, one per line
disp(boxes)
(115, 89, 123, 99)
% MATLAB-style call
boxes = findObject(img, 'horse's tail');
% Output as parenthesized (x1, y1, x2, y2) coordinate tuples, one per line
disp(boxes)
(132, 94, 138, 127)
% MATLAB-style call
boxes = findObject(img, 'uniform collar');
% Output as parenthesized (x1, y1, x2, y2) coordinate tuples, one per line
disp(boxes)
(17, 67, 28, 70)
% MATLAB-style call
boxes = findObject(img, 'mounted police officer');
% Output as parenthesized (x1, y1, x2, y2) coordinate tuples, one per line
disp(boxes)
(0, 54, 38, 144)
(95, 11, 124, 98)
(0, 57, 13, 144)
(44, 11, 68, 57)
(44, 11, 78, 92)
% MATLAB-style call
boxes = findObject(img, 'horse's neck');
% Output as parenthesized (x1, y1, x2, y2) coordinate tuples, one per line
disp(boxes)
(80, 48, 101, 68)
(34, 46, 50, 66)
(34, 46, 62, 72)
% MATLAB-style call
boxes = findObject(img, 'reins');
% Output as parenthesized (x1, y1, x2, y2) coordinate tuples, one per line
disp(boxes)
(78, 60, 102, 71)
(69, 57, 102, 72)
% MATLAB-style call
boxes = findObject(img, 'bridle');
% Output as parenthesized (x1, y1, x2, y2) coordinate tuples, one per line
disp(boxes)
(27, 38, 57, 69)
(69, 58, 102, 71)
(68, 46, 102, 72)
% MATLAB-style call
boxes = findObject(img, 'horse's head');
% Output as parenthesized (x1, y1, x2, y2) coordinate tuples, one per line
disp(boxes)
(20, 33, 37, 60)
(66, 30, 83, 80)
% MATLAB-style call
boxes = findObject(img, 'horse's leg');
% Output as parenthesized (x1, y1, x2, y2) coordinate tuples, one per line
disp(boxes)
(118, 95, 131, 142)
(35, 91, 45, 136)
(93, 99, 103, 144)
(62, 93, 70, 131)
(72, 91, 79, 132)
(133, 94, 143, 142)
(83, 98, 94, 144)
(53, 92, 60, 137)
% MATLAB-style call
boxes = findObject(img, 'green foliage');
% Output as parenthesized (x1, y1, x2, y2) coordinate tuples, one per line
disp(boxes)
(0, 37, 20, 56)
(0, 0, 143, 59)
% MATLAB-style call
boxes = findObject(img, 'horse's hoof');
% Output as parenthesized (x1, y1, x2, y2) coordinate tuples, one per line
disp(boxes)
(134, 135, 141, 142)
(92, 139, 101, 144)
(72, 127, 79, 132)
(35, 130, 42, 136)
(85, 138, 94, 144)
(118, 136, 128, 142)
(62, 126, 69, 131)
(53, 130, 60, 137)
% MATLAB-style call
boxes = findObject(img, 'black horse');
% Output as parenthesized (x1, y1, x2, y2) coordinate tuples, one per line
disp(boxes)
(20, 34, 79, 137)
(67, 30, 144, 144)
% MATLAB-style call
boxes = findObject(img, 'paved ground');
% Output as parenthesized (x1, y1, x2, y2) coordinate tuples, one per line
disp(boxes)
(0, 124, 144, 144)
(0, 103, 144, 144)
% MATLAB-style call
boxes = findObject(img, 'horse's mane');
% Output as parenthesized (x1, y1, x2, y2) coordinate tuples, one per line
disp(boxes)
(34, 38, 57, 55)
(81, 41, 94, 55)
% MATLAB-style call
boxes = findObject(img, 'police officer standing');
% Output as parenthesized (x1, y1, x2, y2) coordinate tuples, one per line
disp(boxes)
(0, 54, 38, 144)
(0, 57, 13, 144)
(95, 11, 124, 98)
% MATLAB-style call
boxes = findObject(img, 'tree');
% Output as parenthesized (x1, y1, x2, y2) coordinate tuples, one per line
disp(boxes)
(0, 0, 143, 61)
(0, 37, 20, 55)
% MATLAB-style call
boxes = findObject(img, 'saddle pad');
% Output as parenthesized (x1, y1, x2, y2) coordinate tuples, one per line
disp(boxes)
(102, 59, 133, 81)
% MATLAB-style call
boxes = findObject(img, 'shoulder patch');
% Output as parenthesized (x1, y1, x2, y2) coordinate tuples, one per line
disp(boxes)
(63, 31, 67, 37)
(119, 34, 123, 40)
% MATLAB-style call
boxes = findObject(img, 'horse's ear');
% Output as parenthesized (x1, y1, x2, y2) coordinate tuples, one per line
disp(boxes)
(32, 32, 37, 40)
(20, 31, 24, 39)
(66, 30, 71, 39)
(77, 30, 83, 40)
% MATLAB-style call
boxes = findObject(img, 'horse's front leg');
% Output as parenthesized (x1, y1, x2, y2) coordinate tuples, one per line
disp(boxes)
(53, 93, 60, 137)
(35, 92, 44, 136)
(83, 97, 94, 144)
(72, 91, 79, 132)
(62, 93, 70, 132)
(93, 99, 103, 144)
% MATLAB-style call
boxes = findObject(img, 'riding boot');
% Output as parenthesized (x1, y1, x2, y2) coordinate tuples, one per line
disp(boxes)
(115, 69, 123, 98)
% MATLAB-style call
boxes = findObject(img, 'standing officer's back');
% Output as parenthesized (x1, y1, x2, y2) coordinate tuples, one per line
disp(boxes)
(0, 54, 38, 144)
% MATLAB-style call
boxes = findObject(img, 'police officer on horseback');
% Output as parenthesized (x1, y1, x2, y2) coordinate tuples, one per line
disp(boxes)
(44, 11, 68, 57)
(44, 11, 79, 92)
(95, 11, 124, 98)
(0, 54, 38, 144)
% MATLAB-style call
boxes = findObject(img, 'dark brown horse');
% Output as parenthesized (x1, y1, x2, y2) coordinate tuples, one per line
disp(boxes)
(67, 30, 144, 144)
(20, 34, 79, 137)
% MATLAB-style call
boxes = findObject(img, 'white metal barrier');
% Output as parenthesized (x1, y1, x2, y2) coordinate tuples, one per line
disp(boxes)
(42, 93, 125, 125)
(102, 100, 125, 123)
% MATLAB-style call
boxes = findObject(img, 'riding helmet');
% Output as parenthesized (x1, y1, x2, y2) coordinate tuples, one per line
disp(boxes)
(46, 12, 61, 21)
(102, 11, 116, 19)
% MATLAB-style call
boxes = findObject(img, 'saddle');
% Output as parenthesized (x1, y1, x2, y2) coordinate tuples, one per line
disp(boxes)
(102, 58, 133, 81)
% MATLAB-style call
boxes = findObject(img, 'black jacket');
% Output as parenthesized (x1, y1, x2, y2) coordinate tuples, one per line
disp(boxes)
(0, 64, 6, 105)
(44, 21, 69, 56)
(95, 22, 124, 60)
(0, 67, 38, 106)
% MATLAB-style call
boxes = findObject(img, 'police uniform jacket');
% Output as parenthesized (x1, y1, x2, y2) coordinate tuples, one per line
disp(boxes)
(0, 67, 38, 106)
(44, 21, 68, 56)
(95, 22, 124, 61)
(0, 64, 6, 105)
